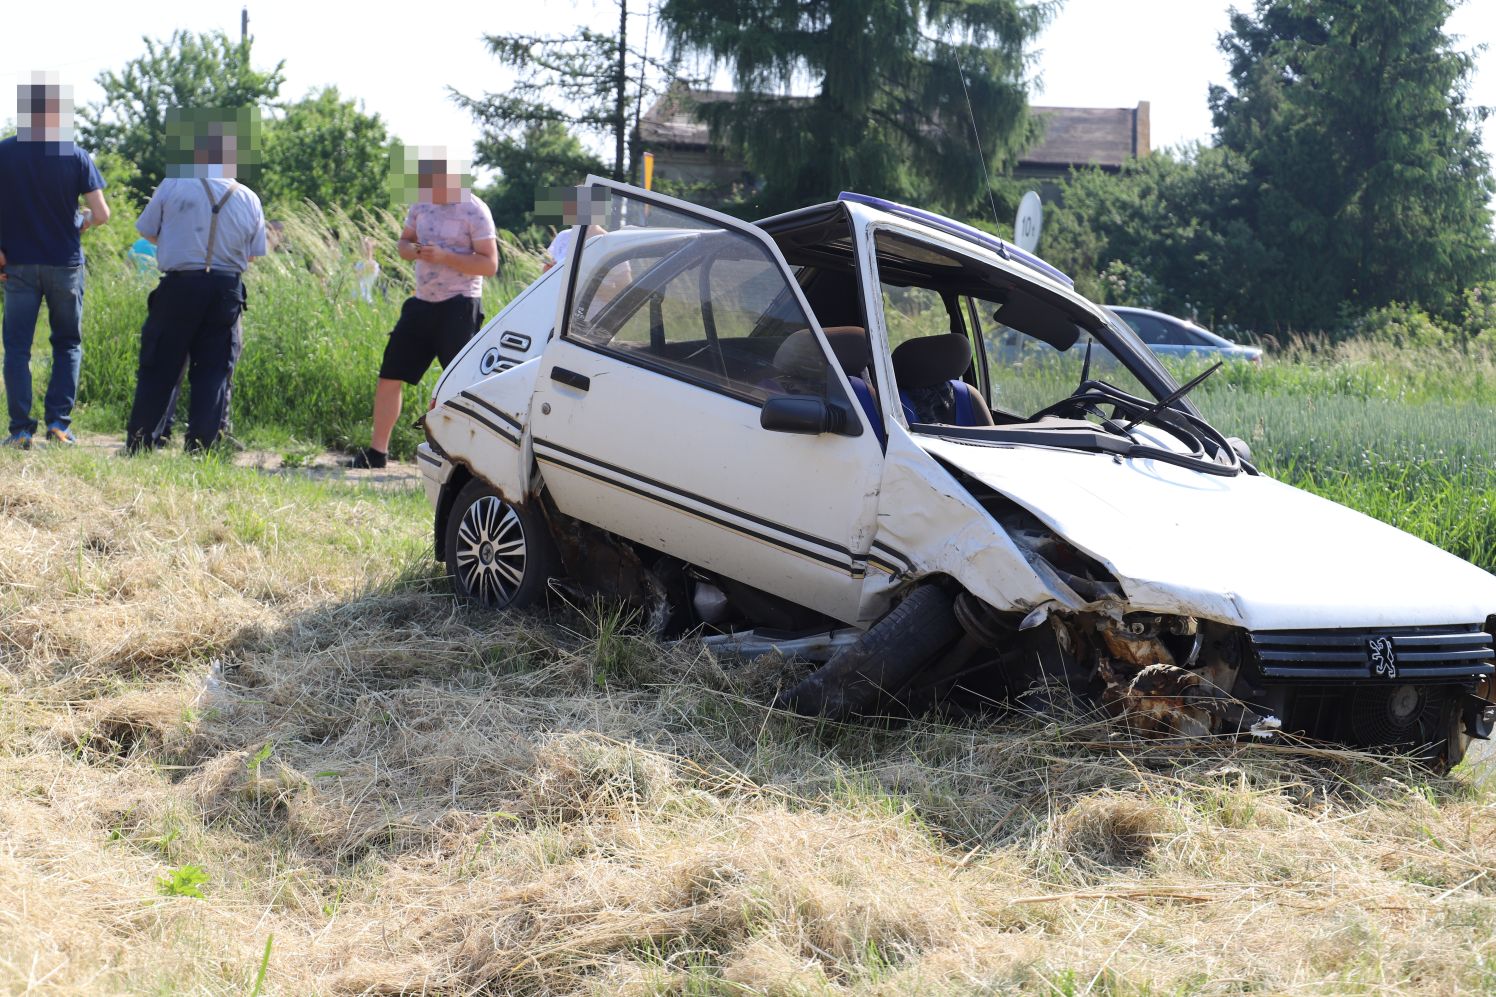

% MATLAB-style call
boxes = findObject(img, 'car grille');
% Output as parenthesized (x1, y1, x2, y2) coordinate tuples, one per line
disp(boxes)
(1249, 624, 1495, 682)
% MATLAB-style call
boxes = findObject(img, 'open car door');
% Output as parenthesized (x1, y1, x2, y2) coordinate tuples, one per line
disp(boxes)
(529, 179, 885, 624)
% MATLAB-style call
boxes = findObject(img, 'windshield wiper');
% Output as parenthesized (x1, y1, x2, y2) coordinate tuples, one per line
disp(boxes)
(1120, 360, 1222, 433)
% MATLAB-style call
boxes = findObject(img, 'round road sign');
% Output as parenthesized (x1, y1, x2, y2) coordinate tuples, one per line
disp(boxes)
(1014, 190, 1043, 253)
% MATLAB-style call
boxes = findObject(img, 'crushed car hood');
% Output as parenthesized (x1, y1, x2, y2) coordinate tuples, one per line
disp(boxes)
(919, 435, 1496, 631)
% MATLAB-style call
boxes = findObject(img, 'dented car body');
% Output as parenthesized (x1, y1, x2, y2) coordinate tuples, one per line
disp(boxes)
(419, 177, 1496, 767)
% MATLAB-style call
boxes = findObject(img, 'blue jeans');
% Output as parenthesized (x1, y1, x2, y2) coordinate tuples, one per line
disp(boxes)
(2, 263, 85, 435)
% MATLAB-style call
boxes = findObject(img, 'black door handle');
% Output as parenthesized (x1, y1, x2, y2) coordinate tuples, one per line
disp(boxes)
(550, 366, 590, 391)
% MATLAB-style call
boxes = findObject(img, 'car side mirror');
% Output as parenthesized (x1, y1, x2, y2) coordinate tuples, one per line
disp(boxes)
(1226, 436, 1253, 462)
(761, 395, 847, 435)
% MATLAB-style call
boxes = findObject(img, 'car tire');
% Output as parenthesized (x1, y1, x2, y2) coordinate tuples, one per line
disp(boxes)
(444, 478, 557, 610)
(1436, 696, 1473, 772)
(780, 583, 962, 719)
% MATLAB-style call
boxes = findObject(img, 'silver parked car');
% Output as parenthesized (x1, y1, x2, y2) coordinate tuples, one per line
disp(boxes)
(1110, 306, 1263, 364)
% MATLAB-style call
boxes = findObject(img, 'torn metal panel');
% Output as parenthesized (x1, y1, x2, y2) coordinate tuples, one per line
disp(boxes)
(698, 628, 865, 664)
(916, 435, 1496, 631)
(858, 424, 1072, 624)
(1076, 613, 1269, 738)
(427, 357, 542, 504)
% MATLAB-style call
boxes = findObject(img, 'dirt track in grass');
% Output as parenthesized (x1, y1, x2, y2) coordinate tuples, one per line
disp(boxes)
(2, 443, 1496, 995)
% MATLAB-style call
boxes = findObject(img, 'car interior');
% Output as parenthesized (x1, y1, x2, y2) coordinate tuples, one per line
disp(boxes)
(762, 205, 1131, 431)
(567, 198, 1158, 443)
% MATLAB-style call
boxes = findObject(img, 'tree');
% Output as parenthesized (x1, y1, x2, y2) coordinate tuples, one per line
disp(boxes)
(1208, 0, 1495, 328)
(477, 122, 607, 235)
(260, 88, 394, 211)
(81, 30, 284, 203)
(453, 1, 680, 183)
(656, 0, 1053, 216)
(1040, 147, 1276, 332)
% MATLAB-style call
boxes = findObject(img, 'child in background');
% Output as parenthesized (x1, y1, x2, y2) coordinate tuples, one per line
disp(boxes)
(353, 235, 379, 303)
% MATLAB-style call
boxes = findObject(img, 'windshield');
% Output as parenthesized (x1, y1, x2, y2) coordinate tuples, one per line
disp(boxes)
(864, 227, 1242, 471)
(967, 296, 1155, 420)
(869, 228, 1175, 424)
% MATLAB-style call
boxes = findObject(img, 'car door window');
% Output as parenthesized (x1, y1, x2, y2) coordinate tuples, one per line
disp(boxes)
(1153, 319, 1192, 347)
(565, 190, 848, 407)
(882, 285, 952, 349)
(1122, 313, 1170, 345)
(1179, 326, 1214, 348)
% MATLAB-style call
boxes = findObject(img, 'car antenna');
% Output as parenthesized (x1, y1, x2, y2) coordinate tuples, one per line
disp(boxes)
(1121, 360, 1224, 432)
(1077, 336, 1094, 390)
(954, 49, 1002, 233)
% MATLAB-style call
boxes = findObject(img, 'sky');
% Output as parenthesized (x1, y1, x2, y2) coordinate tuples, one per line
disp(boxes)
(4, 0, 1495, 185)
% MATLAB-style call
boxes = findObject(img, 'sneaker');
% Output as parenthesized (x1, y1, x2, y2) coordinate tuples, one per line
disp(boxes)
(45, 425, 77, 445)
(345, 446, 388, 469)
(2, 430, 32, 450)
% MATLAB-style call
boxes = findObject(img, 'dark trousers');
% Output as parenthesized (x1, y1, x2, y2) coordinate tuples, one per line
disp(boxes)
(125, 271, 244, 452)
(157, 319, 243, 440)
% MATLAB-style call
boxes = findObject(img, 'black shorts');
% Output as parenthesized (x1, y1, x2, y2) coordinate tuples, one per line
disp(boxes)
(378, 295, 484, 384)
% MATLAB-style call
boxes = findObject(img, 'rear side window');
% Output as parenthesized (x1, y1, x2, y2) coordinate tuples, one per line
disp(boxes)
(565, 189, 849, 408)
(1121, 312, 1170, 345)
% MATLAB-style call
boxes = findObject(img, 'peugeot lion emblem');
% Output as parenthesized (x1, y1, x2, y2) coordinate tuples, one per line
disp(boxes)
(1368, 636, 1398, 679)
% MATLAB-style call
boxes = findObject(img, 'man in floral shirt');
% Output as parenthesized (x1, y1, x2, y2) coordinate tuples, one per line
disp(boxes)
(348, 156, 497, 468)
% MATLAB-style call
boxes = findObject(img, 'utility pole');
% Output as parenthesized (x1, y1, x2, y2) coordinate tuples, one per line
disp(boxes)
(241, 6, 249, 45)
(614, 0, 628, 181)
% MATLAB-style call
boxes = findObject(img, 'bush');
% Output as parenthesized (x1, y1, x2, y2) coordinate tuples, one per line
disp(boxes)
(1351, 302, 1451, 350)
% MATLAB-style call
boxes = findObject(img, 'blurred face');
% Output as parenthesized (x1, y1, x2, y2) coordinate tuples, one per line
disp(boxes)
(419, 162, 463, 205)
(18, 83, 70, 141)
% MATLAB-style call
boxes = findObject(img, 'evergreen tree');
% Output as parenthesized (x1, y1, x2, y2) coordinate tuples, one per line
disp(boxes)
(1209, 0, 1495, 327)
(80, 31, 285, 204)
(453, 0, 680, 183)
(477, 122, 608, 235)
(656, 0, 1054, 215)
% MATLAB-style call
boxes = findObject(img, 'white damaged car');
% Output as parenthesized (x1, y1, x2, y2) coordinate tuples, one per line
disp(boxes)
(418, 177, 1496, 767)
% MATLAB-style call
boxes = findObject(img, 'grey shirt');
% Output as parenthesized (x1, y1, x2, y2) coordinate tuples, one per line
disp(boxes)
(136, 177, 267, 274)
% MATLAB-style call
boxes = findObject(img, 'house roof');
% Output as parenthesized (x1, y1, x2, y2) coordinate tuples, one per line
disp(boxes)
(638, 88, 1150, 170)
(1027, 105, 1148, 169)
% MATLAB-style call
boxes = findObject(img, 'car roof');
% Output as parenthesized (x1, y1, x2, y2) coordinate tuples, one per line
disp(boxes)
(756, 194, 1073, 289)
(1110, 306, 1237, 346)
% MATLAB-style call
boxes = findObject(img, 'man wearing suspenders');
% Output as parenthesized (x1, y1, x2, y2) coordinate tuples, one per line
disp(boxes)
(125, 122, 266, 453)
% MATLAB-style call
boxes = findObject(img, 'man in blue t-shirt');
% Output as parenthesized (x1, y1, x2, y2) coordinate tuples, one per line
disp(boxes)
(0, 79, 111, 448)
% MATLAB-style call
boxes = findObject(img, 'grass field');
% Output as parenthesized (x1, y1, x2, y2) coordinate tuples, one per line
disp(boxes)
(1, 444, 1495, 995)
(4, 212, 1496, 992)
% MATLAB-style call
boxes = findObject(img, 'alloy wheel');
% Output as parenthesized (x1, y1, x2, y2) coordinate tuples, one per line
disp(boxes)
(455, 495, 528, 607)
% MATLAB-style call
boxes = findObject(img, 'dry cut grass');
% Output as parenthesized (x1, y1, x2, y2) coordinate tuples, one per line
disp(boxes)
(1, 445, 1495, 995)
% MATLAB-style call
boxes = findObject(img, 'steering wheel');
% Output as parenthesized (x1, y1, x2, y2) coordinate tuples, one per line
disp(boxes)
(1028, 380, 1135, 428)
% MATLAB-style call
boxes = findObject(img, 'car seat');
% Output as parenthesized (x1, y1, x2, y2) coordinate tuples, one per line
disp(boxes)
(770, 327, 884, 445)
(891, 334, 995, 427)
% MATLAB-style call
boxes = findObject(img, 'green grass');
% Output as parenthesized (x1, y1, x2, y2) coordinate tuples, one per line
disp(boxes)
(3, 203, 543, 457)
(1184, 344, 1496, 571)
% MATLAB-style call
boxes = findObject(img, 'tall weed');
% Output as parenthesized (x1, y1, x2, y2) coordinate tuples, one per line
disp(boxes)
(19, 202, 542, 456)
